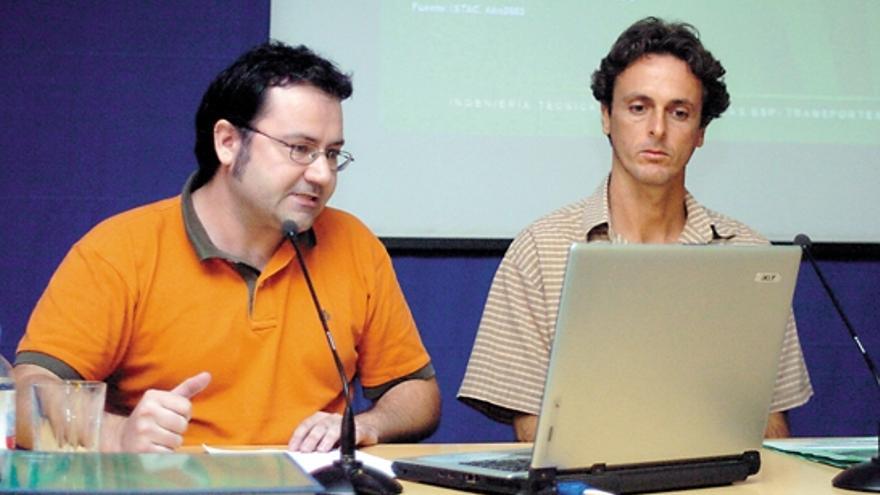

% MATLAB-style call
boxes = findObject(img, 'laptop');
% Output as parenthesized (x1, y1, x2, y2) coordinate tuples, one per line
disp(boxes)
(393, 243, 802, 494)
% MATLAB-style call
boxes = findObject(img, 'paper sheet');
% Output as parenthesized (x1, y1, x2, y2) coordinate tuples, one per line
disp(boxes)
(763, 437, 877, 468)
(202, 444, 396, 477)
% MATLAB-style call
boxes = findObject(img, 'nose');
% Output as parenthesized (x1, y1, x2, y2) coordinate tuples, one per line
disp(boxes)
(648, 111, 666, 138)
(303, 154, 335, 185)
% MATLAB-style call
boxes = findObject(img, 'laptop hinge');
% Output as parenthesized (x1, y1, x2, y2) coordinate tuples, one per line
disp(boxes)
(521, 451, 762, 494)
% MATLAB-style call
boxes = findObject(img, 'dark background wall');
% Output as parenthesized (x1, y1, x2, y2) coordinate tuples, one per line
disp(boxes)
(1, 2, 877, 443)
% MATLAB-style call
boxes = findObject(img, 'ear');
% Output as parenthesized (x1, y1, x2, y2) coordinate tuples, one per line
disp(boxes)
(695, 126, 706, 148)
(213, 119, 242, 170)
(600, 104, 612, 136)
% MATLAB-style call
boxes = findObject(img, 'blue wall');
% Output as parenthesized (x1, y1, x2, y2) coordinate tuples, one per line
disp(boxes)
(0, 1, 269, 355)
(788, 261, 880, 436)
(1, 2, 877, 444)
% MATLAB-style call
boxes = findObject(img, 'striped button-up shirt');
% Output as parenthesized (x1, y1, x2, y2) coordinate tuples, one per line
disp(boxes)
(458, 176, 813, 423)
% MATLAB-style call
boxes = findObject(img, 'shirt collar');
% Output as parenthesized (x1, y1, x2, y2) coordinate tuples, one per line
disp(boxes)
(679, 193, 734, 244)
(583, 174, 730, 244)
(582, 175, 613, 242)
(180, 172, 317, 265)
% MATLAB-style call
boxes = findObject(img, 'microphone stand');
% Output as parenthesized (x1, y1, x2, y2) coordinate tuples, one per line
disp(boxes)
(285, 222, 402, 495)
(796, 235, 880, 492)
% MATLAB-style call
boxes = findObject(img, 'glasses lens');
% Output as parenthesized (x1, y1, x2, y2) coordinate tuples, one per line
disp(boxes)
(288, 146, 312, 165)
(288, 148, 353, 172)
(336, 152, 353, 172)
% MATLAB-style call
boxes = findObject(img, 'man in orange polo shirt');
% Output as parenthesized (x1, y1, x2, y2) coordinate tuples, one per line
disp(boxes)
(14, 42, 440, 453)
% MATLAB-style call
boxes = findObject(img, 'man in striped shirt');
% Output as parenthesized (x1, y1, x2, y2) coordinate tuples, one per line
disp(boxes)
(458, 17, 812, 441)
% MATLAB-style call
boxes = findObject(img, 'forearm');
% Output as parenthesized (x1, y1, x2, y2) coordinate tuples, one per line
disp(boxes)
(513, 414, 538, 442)
(11, 364, 64, 449)
(99, 411, 129, 451)
(356, 377, 440, 443)
(12, 364, 124, 451)
(764, 411, 790, 438)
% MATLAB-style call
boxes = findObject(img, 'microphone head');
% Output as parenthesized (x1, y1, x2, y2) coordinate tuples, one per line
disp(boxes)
(793, 233, 812, 249)
(281, 219, 300, 238)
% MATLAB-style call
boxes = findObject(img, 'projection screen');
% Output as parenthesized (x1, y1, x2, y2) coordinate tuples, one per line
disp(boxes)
(270, 1, 880, 243)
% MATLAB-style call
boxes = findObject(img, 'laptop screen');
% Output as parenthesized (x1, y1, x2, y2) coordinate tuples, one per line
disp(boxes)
(531, 243, 801, 468)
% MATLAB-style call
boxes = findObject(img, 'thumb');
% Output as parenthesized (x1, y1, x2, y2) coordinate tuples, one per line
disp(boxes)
(170, 371, 212, 399)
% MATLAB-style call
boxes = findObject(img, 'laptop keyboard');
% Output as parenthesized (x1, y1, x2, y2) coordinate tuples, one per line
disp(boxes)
(462, 456, 531, 472)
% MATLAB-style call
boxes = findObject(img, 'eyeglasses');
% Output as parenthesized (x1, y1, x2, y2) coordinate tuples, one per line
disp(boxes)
(238, 125, 354, 172)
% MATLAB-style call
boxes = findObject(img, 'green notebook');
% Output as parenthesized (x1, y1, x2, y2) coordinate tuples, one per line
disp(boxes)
(0, 451, 321, 494)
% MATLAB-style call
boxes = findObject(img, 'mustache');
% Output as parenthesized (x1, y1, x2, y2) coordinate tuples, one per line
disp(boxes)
(289, 186, 322, 197)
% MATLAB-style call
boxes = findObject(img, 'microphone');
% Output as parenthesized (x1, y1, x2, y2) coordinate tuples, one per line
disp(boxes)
(794, 234, 880, 492)
(282, 220, 402, 495)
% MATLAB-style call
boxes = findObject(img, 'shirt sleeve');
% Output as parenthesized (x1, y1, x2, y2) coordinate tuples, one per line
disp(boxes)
(768, 311, 813, 411)
(16, 229, 135, 381)
(457, 230, 554, 423)
(355, 237, 433, 389)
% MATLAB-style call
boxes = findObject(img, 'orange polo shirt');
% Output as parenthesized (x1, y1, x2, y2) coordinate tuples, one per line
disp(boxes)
(17, 187, 432, 445)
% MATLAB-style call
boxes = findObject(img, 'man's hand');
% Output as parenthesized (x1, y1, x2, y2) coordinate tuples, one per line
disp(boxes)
(287, 411, 380, 453)
(287, 377, 440, 453)
(110, 372, 211, 452)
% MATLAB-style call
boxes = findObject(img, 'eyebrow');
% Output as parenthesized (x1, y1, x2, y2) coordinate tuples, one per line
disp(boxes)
(666, 98, 697, 108)
(621, 93, 697, 107)
(279, 132, 345, 147)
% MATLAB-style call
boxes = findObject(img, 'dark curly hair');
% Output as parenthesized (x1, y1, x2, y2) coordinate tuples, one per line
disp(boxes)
(590, 17, 729, 128)
(193, 41, 352, 188)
